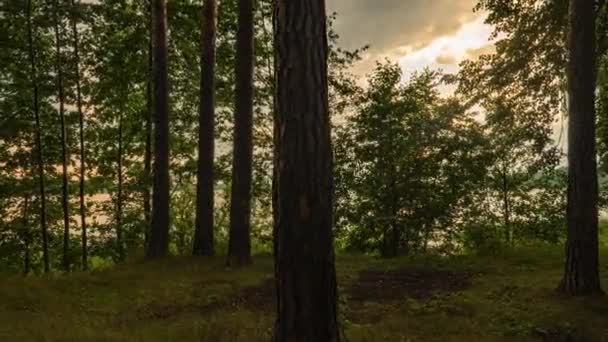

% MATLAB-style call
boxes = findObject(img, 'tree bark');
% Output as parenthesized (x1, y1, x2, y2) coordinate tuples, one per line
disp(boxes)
(273, 0, 340, 340)
(22, 195, 31, 275)
(53, 0, 71, 272)
(227, 0, 254, 267)
(560, 0, 604, 295)
(147, 0, 171, 259)
(193, 0, 217, 257)
(501, 163, 511, 245)
(116, 111, 124, 261)
(143, 0, 153, 252)
(70, 0, 87, 271)
(26, 0, 50, 273)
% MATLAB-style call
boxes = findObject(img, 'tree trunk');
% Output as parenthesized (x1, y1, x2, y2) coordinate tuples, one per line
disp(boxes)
(193, 0, 217, 257)
(560, 0, 603, 295)
(22, 195, 31, 275)
(116, 111, 124, 261)
(70, 0, 87, 271)
(143, 0, 153, 251)
(147, 0, 171, 259)
(26, 0, 50, 273)
(273, 0, 340, 340)
(53, 0, 71, 272)
(501, 164, 511, 245)
(227, 0, 254, 267)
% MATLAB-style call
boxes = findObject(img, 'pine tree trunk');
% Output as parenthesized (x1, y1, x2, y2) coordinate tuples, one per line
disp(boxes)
(70, 0, 87, 271)
(227, 0, 254, 267)
(116, 112, 124, 261)
(26, 0, 50, 273)
(147, 0, 171, 259)
(501, 163, 511, 245)
(22, 195, 31, 275)
(273, 0, 340, 340)
(53, 0, 71, 272)
(560, 0, 604, 295)
(193, 0, 217, 257)
(143, 0, 153, 251)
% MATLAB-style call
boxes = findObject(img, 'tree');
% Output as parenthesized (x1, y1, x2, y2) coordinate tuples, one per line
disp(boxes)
(273, 0, 340, 340)
(335, 64, 489, 256)
(70, 0, 88, 270)
(148, 0, 170, 259)
(560, 0, 603, 295)
(227, 0, 254, 266)
(52, 0, 71, 271)
(143, 0, 153, 250)
(26, 0, 50, 273)
(193, 0, 217, 257)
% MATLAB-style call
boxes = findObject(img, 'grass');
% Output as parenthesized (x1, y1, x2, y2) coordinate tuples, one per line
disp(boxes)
(1, 245, 608, 341)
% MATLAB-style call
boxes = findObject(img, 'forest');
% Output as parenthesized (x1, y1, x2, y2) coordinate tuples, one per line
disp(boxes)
(0, 0, 607, 340)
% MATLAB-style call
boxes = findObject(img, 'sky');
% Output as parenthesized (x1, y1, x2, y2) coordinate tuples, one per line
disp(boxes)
(326, 0, 496, 81)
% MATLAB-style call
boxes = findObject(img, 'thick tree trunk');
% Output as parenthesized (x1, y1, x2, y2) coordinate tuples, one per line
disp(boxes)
(273, 0, 340, 340)
(116, 112, 124, 261)
(26, 0, 50, 273)
(70, 0, 87, 271)
(227, 0, 254, 267)
(143, 0, 153, 251)
(147, 0, 171, 259)
(193, 0, 217, 257)
(53, 0, 71, 272)
(560, 0, 603, 295)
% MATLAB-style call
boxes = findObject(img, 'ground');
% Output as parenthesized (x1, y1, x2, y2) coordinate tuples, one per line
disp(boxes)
(1, 245, 608, 341)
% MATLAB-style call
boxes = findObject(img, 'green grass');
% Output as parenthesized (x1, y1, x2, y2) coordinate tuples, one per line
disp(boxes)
(1, 246, 608, 341)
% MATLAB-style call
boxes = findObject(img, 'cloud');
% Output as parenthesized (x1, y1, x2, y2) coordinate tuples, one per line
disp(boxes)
(465, 44, 496, 60)
(435, 54, 457, 65)
(327, 0, 480, 57)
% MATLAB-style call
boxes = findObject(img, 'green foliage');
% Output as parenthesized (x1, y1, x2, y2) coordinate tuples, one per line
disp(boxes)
(335, 62, 490, 256)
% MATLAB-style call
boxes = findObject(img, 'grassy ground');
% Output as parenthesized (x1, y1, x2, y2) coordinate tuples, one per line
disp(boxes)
(1, 245, 608, 341)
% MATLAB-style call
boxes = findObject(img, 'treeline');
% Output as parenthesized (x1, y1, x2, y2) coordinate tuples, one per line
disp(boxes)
(1, 0, 607, 293)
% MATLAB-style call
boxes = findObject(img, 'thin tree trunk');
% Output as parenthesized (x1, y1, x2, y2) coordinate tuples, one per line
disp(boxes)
(70, 0, 87, 271)
(143, 0, 153, 251)
(116, 111, 124, 261)
(560, 0, 603, 295)
(501, 165, 511, 245)
(193, 0, 217, 257)
(53, 0, 71, 272)
(273, 0, 340, 340)
(22, 195, 31, 275)
(26, 0, 50, 273)
(227, 0, 254, 267)
(147, 0, 171, 259)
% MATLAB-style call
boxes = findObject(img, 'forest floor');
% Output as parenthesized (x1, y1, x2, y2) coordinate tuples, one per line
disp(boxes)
(1, 244, 608, 341)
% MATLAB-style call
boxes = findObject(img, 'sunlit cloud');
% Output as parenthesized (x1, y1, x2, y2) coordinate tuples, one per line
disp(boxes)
(398, 15, 494, 77)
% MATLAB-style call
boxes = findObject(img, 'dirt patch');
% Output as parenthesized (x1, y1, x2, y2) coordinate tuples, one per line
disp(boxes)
(345, 268, 473, 323)
(348, 268, 473, 302)
(229, 278, 276, 313)
(129, 278, 276, 324)
(127, 269, 473, 325)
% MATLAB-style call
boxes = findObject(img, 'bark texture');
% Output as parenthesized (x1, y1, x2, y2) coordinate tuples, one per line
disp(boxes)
(148, 0, 170, 259)
(560, 0, 603, 295)
(227, 0, 254, 267)
(53, 0, 71, 272)
(70, 0, 87, 270)
(116, 112, 124, 261)
(22, 196, 31, 275)
(193, 0, 218, 257)
(273, 0, 340, 340)
(143, 0, 153, 252)
(26, 0, 50, 273)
